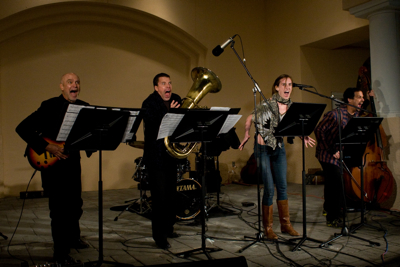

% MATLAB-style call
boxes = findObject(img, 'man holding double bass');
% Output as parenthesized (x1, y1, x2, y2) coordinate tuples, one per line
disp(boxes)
(314, 87, 374, 228)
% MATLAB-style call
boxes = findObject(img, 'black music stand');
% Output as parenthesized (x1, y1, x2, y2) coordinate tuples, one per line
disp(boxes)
(191, 127, 241, 217)
(61, 104, 141, 267)
(162, 108, 240, 260)
(274, 102, 326, 251)
(321, 116, 382, 247)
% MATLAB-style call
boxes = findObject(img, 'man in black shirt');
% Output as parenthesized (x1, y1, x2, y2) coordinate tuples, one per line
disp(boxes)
(141, 73, 181, 249)
(16, 73, 90, 264)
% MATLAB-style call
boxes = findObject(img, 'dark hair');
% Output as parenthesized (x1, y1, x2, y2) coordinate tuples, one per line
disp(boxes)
(272, 74, 293, 95)
(153, 73, 170, 87)
(343, 87, 362, 103)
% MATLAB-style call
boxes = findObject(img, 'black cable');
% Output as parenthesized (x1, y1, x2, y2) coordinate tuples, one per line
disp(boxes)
(370, 214, 389, 265)
(267, 240, 299, 267)
(6, 169, 37, 266)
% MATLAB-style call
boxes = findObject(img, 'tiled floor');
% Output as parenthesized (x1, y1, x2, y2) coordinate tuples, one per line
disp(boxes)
(1, 183, 399, 267)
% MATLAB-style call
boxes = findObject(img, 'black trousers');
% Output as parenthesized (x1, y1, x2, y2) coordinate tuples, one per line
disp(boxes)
(41, 157, 83, 258)
(319, 161, 345, 221)
(147, 166, 177, 242)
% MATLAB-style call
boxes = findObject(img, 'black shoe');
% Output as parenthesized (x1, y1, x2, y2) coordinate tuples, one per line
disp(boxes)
(155, 240, 171, 250)
(71, 239, 90, 249)
(167, 232, 180, 238)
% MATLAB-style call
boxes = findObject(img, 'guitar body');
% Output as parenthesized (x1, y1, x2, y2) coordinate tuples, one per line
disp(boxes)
(26, 137, 65, 170)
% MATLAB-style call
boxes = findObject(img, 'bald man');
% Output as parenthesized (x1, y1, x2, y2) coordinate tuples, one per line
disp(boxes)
(16, 73, 90, 264)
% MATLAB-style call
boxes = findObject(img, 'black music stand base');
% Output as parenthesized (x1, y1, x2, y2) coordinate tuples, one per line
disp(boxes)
(239, 234, 273, 253)
(85, 150, 135, 267)
(320, 225, 379, 248)
(320, 198, 381, 248)
(349, 222, 381, 246)
(174, 126, 224, 260)
(175, 247, 222, 259)
(347, 164, 383, 246)
(320, 117, 382, 248)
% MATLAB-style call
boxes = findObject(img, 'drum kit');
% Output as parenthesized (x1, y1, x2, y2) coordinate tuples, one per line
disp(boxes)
(128, 141, 202, 220)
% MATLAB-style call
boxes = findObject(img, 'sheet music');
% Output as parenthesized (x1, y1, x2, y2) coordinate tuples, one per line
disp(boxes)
(218, 114, 242, 135)
(121, 110, 140, 143)
(210, 107, 230, 111)
(157, 113, 185, 140)
(56, 104, 94, 141)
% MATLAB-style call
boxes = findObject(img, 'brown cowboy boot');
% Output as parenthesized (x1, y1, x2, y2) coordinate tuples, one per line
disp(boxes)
(262, 204, 278, 240)
(277, 199, 299, 236)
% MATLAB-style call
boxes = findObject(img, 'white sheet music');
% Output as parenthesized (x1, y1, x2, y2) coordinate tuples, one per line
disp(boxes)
(56, 104, 94, 141)
(218, 114, 242, 135)
(210, 107, 231, 111)
(157, 113, 185, 140)
(121, 110, 140, 143)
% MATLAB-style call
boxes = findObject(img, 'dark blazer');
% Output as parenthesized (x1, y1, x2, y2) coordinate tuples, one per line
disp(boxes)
(141, 91, 181, 168)
(16, 94, 89, 157)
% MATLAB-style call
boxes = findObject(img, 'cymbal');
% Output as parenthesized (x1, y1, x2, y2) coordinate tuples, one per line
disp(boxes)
(128, 141, 145, 149)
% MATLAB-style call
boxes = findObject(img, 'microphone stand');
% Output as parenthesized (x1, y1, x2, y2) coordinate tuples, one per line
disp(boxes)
(295, 87, 378, 247)
(226, 41, 284, 252)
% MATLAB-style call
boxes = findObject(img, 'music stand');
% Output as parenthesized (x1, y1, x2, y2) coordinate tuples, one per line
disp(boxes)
(191, 127, 241, 217)
(321, 117, 382, 247)
(159, 108, 241, 260)
(274, 102, 326, 251)
(59, 104, 142, 267)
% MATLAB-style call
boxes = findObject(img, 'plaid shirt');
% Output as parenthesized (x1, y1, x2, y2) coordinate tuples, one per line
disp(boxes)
(314, 106, 358, 166)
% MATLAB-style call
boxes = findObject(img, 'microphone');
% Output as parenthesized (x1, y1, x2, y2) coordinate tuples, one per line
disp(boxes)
(212, 34, 237, 57)
(293, 83, 314, 88)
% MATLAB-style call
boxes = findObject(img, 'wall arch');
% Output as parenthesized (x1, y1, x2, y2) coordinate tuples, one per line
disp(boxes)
(0, 1, 207, 68)
(0, 2, 207, 196)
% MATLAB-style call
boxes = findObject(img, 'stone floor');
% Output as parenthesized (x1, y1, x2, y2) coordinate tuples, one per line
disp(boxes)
(1, 182, 400, 267)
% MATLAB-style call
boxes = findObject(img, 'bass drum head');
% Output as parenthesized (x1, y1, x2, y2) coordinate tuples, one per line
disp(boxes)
(176, 178, 201, 220)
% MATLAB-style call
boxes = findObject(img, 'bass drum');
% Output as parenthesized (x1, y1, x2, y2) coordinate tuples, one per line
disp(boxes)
(176, 178, 201, 220)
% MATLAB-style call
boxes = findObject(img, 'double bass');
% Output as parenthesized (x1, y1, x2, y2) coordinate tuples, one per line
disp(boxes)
(343, 63, 395, 208)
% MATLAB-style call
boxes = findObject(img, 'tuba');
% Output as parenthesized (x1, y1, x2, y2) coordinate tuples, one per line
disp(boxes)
(164, 67, 222, 159)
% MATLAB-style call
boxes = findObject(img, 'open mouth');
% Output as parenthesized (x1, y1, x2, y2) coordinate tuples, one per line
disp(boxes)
(70, 90, 78, 96)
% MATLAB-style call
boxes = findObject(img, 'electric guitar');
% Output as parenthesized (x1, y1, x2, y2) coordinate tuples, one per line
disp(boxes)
(26, 137, 65, 170)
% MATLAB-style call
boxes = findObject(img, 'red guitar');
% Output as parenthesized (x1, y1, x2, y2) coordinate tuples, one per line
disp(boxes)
(26, 137, 65, 170)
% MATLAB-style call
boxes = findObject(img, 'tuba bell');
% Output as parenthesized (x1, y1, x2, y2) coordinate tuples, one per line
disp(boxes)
(164, 67, 222, 159)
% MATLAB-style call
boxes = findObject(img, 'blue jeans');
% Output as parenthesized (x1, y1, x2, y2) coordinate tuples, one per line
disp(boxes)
(255, 143, 288, 206)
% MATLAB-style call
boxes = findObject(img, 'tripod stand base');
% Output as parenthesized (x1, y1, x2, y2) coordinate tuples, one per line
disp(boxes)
(113, 197, 152, 221)
(175, 247, 222, 259)
(238, 233, 296, 253)
(238, 233, 266, 253)
(289, 236, 323, 251)
(320, 226, 380, 247)
(350, 221, 384, 233)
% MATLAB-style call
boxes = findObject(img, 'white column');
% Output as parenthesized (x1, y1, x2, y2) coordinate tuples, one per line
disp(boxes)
(350, 0, 400, 118)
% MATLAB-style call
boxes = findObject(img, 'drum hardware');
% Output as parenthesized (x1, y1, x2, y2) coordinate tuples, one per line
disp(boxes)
(193, 153, 237, 219)
(114, 156, 202, 221)
(177, 158, 191, 180)
(114, 157, 152, 221)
